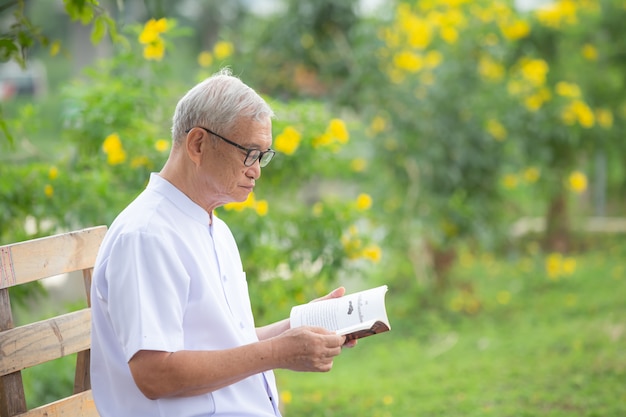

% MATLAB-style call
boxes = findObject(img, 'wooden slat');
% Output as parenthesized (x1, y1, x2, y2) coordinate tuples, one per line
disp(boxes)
(15, 390, 98, 417)
(73, 350, 91, 394)
(0, 372, 27, 416)
(0, 287, 27, 416)
(0, 309, 91, 376)
(0, 226, 107, 289)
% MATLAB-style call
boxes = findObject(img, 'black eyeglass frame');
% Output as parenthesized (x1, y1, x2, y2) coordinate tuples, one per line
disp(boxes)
(185, 126, 275, 167)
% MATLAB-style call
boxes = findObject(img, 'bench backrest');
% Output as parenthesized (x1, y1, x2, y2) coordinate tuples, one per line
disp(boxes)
(0, 226, 107, 417)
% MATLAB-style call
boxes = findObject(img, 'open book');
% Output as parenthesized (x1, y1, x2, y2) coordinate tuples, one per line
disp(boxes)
(290, 285, 391, 341)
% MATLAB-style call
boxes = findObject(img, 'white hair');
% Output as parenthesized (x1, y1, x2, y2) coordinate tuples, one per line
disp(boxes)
(171, 68, 274, 144)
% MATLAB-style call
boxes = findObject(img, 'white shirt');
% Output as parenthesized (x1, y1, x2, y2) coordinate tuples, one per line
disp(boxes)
(91, 173, 281, 417)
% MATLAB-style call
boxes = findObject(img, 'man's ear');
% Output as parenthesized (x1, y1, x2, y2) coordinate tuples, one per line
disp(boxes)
(185, 128, 204, 166)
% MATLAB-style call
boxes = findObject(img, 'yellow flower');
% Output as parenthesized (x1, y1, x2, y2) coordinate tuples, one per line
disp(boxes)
(197, 51, 213, 68)
(500, 19, 530, 41)
(535, 1, 577, 29)
(572, 100, 595, 128)
(520, 58, 549, 87)
(555, 81, 581, 98)
(151, 18, 168, 33)
(155, 139, 170, 153)
(486, 119, 507, 141)
(139, 18, 168, 44)
(545, 252, 562, 280)
(254, 200, 268, 216)
(274, 126, 301, 155)
(370, 116, 387, 134)
(50, 40, 61, 57)
(567, 171, 587, 193)
(402, 13, 432, 49)
(213, 41, 234, 60)
(355, 193, 372, 211)
(523, 166, 540, 183)
(102, 133, 127, 165)
(139, 27, 159, 45)
(596, 108, 613, 129)
(350, 158, 367, 172)
(440, 26, 458, 44)
(502, 174, 518, 189)
(382, 394, 394, 405)
(524, 92, 548, 112)
(103, 133, 122, 153)
(424, 50, 443, 68)
(48, 166, 59, 180)
(107, 148, 127, 165)
(224, 192, 266, 214)
(280, 390, 292, 405)
(44, 184, 54, 198)
(143, 38, 165, 61)
(312, 132, 333, 148)
(362, 245, 382, 263)
(581, 43, 598, 61)
(327, 119, 349, 143)
(394, 51, 423, 73)
(562, 257, 576, 275)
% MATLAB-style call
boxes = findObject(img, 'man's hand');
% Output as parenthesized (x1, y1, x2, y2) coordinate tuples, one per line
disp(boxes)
(271, 326, 346, 372)
(311, 286, 346, 303)
(311, 287, 358, 348)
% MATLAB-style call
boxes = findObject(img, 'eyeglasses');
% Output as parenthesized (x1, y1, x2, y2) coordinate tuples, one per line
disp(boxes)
(186, 126, 275, 167)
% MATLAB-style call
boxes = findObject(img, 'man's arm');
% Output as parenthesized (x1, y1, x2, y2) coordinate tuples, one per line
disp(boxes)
(256, 318, 290, 341)
(129, 326, 345, 399)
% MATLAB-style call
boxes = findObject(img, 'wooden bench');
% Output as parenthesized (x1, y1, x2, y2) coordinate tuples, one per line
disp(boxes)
(0, 226, 107, 417)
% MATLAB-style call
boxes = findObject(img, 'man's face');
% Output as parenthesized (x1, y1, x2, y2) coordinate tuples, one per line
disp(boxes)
(198, 117, 273, 207)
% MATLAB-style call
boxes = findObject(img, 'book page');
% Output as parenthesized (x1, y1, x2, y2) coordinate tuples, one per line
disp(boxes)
(290, 285, 389, 334)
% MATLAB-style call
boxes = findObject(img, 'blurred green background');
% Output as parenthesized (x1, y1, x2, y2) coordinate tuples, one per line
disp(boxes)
(1, 0, 625, 415)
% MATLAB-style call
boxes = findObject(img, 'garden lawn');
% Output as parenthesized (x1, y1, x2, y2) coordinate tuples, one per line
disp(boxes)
(275, 240, 626, 416)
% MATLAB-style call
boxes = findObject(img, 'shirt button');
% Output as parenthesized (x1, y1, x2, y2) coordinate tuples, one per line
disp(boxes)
(222, 275, 227, 282)
(240, 321, 245, 329)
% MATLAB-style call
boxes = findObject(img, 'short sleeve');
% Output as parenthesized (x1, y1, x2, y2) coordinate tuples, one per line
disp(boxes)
(105, 231, 190, 362)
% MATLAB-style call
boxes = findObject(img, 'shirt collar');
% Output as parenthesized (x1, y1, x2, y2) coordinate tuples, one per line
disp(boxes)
(147, 173, 212, 226)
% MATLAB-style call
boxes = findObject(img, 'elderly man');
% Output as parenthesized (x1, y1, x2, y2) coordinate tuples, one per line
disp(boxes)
(90, 68, 349, 417)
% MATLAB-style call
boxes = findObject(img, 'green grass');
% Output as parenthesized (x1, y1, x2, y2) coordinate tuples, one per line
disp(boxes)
(13, 239, 625, 414)
(276, 240, 626, 416)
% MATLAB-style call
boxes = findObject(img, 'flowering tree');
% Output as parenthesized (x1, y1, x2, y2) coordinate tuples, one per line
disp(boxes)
(301, 0, 626, 288)
(495, 0, 626, 250)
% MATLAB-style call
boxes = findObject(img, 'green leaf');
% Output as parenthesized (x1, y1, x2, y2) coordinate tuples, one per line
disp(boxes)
(103, 16, 121, 44)
(90, 15, 107, 44)
(63, 0, 95, 25)
(17, 30, 34, 49)
(0, 118, 14, 146)
(0, 38, 19, 62)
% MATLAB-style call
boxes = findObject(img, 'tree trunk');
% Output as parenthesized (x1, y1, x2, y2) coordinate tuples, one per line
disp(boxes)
(425, 241, 457, 292)
(544, 191, 570, 253)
